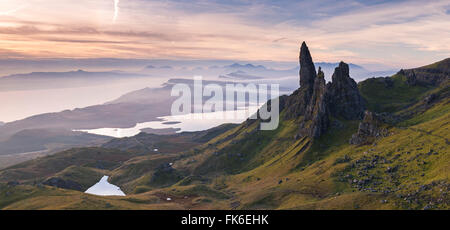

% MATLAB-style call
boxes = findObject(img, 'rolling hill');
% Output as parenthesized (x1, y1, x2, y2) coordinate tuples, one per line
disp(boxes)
(0, 43, 448, 210)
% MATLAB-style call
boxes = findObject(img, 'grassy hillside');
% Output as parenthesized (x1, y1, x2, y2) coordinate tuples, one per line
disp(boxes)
(0, 59, 448, 210)
(2, 99, 446, 210)
(358, 74, 431, 113)
(359, 58, 449, 114)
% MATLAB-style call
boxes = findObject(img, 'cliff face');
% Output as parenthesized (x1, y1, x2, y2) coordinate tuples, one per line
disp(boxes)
(285, 42, 366, 139)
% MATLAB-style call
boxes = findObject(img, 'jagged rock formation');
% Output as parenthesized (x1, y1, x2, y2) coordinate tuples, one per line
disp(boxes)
(349, 110, 389, 145)
(285, 42, 366, 139)
(302, 68, 330, 138)
(327, 62, 366, 120)
(285, 42, 317, 118)
(299, 42, 317, 90)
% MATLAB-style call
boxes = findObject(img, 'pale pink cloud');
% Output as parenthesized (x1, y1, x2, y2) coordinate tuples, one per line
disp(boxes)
(0, 0, 448, 68)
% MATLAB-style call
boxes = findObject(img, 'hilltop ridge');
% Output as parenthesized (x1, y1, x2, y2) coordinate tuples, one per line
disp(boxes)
(0, 43, 448, 210)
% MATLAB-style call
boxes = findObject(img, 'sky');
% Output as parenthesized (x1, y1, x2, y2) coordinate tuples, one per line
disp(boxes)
(0, 0, 449, 68)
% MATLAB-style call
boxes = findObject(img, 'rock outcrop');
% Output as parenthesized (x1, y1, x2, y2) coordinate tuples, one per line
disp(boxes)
(349, 111, 389, 145)
(285, 42, 317, 118)
(299, 41, 317, 90)
(327, 62, 366, 120)
(285, 42, 366, 139)
(303, 68, 330, 138)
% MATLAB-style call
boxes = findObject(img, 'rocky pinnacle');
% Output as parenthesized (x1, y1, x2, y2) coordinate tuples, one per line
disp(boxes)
(286, 42, 366, 139)
(299, 41, 317, 89)
(327, 61, 366, 120)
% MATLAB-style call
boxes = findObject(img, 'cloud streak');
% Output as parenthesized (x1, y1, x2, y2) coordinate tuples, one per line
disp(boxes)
(0, 5, 26, 16)
(0, 0, 448, 68)
(113, 0, 119, 23)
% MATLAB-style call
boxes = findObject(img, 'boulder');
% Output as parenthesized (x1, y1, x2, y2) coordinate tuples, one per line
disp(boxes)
(349, 110, 389, 145)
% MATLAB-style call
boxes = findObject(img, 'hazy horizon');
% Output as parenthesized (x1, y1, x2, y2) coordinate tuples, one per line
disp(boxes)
(0, 57, 398, 77)
(1, 0, 449, 69)
(0, 0, 448, 124)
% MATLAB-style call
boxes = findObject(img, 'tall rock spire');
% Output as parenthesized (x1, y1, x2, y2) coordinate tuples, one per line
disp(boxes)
(299, 41, 317, 89)
(285, 42, 317, 118)
(286, 43, 365, 139)
(327, 61, 366, 120)
(303, 67, 330, 138)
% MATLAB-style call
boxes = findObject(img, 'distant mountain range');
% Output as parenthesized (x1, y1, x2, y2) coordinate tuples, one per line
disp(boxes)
(0, 58, 397, 80)
(0, 43, 447, 210)
(0, 74, 294, 163)
(0, 70, 149, 92)
(2, 69, 146, 80)
(222, 62, 364, 72)
(224, 63, 268, 70)
(0, 59, 396, 160)
(219, 70, 263, 80)
(0, 58, 396, 168)
(139, 61, 396, 81)
(0, 60, 396, 93)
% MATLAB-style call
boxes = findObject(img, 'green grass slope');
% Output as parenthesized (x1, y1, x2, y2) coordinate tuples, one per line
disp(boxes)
(0, 60, 448, 210)
(0, 100, 448, 210)
(359, 74, 431, 113)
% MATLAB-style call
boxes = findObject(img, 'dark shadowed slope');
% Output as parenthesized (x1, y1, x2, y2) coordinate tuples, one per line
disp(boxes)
(0, 44, 448, 210)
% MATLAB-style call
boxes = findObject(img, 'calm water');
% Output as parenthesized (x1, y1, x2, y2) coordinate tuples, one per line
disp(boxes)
(84, 176, 125, 196)
(0, 78, 166, 122)
(75, 106, 259, 138)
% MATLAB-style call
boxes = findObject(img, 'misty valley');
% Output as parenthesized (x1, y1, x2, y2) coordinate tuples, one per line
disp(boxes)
(0, 60, 376, 167)
(0, 43, 448, 211)
(0, 0, 448, 214)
